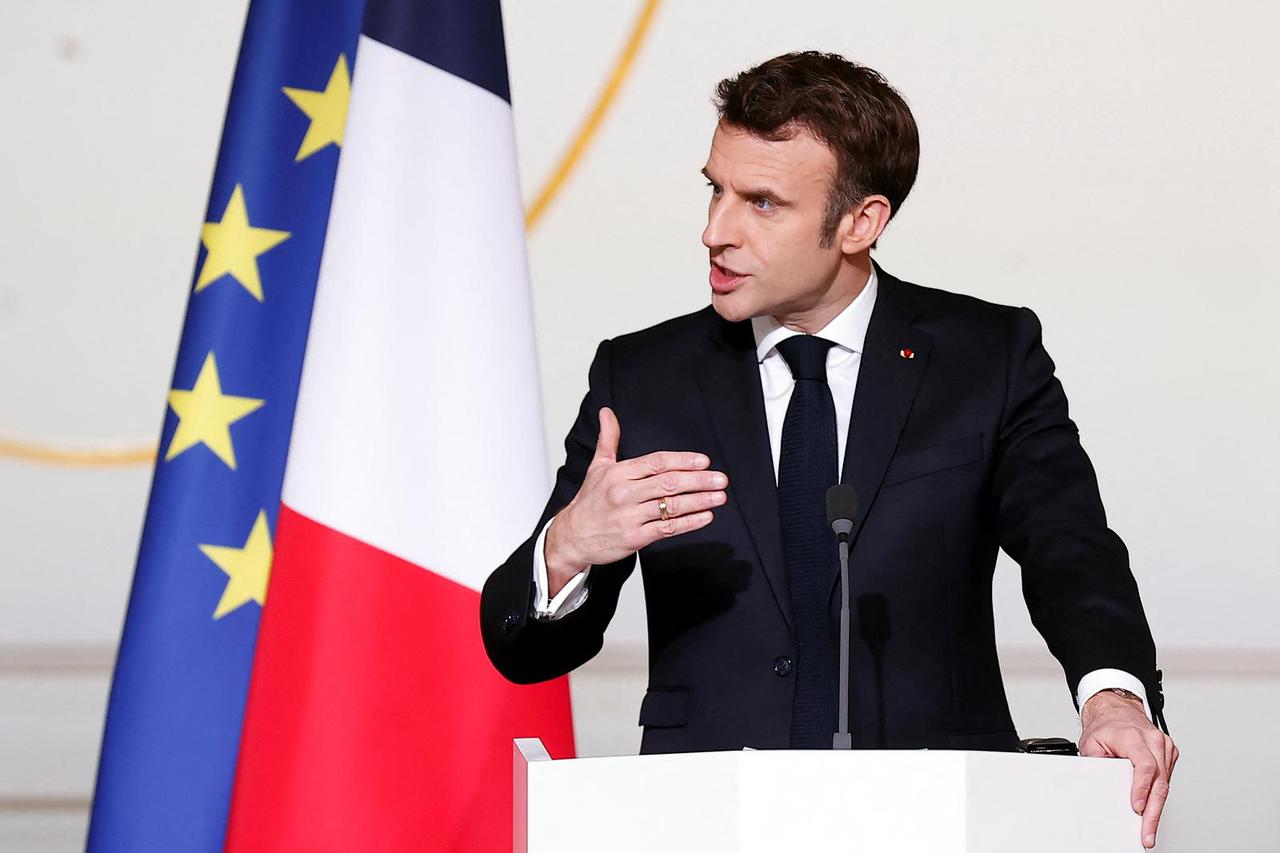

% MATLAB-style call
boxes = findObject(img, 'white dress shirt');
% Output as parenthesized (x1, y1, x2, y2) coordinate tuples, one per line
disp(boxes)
(530, 266, 1150, 719)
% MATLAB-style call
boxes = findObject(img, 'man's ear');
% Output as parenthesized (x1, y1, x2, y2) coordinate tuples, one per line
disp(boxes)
(838, 194, 892, 254)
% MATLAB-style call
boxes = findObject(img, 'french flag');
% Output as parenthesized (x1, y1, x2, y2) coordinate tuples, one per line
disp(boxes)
(89, 1, 572, 847)
(223, 3, 575, 850)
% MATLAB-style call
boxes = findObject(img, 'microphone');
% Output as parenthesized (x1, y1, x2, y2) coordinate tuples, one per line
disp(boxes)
(826, 484, 858, 749)
(826, 485, 857, 542)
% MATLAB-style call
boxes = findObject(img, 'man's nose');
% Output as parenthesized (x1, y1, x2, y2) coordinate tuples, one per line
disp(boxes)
(702, 199, 741, 250)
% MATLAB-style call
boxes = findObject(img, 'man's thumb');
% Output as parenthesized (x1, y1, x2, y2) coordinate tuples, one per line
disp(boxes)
(593, 406, 621, 464)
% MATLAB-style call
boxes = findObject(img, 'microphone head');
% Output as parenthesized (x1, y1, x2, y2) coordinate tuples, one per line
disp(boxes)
(826, 484, 858, 539)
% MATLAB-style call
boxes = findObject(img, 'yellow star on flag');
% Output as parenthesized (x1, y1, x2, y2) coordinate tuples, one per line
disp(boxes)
(283, 54, 352, 162)
(194, 184, 291, 302)
(165, 352, 265, 470)
(199, 511, 273, 619)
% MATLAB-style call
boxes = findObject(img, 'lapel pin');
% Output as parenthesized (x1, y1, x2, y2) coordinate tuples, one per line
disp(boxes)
(899, 348, 915, 359)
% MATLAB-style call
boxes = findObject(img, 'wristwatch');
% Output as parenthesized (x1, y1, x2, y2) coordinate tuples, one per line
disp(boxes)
(1101, 687, 1144, 704)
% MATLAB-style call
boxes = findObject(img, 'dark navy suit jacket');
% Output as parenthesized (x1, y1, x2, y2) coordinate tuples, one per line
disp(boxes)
(480, 262, 1161, 754)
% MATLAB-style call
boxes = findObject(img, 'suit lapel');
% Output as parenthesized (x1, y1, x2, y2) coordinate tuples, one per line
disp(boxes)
(838, 266, 933, 574)
(697, 317, 793, 632)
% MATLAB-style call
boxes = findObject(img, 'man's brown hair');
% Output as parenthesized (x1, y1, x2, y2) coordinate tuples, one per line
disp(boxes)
(713, 51, 920, 249)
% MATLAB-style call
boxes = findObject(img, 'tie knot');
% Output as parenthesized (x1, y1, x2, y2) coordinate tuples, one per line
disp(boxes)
(775, 334, 835, 382)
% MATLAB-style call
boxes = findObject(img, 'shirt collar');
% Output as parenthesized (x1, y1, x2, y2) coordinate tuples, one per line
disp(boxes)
(750, 265, 879, 364)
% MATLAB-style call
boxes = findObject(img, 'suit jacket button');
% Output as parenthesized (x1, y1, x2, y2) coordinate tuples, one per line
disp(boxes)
(773, 655, 793, 677)
(503, 609, 521, 633)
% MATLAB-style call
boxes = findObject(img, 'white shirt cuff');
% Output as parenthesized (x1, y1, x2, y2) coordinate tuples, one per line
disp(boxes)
(1076, 668, 1151, 721)
(532, 516, 591, 621)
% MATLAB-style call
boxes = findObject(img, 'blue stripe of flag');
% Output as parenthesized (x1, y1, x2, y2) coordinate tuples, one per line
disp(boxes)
(363, 0, 513, 103)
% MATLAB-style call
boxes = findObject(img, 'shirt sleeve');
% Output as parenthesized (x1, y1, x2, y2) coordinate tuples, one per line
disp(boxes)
(531, 516, 591, 621)
(1077, 669, 1152, 721)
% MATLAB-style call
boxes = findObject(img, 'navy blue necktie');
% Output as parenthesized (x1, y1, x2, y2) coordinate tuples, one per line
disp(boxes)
(775, 334, 840, 748)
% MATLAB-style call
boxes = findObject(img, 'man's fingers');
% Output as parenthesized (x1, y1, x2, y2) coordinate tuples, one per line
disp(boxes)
(636, 510, 714, 547)
(643, 489, 727, 521)
(1146, 731, 1171, 785)
(1141, 772, 1171, 848)
(1138, 736, 1171, 849)
(631, 469, 728, 501)
(1129, 746, 1159, 814)
(619, 449, 711, 478)
(592, 407, 622, 465)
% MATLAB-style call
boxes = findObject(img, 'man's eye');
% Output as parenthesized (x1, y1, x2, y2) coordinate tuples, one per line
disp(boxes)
(706, 181, 721, 196)
(753, 197, 775, 211)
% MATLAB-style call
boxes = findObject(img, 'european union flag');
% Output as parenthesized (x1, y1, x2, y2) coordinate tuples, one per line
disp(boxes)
(88, 2, 364, 849)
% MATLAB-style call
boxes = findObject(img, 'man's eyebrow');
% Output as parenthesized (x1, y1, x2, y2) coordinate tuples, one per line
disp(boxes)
(700, 168, 790, 204)
(744, 185, 786, 202)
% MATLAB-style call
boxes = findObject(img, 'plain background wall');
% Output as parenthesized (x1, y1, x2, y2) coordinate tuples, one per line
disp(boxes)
(1, 1, 1276, 849)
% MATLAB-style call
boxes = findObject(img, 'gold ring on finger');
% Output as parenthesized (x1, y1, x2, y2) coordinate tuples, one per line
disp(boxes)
(657, 498, 670, 521)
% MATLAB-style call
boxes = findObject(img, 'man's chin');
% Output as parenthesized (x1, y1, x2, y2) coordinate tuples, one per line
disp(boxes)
(710, 291, 756, 323)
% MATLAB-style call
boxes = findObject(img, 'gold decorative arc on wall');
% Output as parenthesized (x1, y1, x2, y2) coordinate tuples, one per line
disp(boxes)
(0, 0, 663, 469)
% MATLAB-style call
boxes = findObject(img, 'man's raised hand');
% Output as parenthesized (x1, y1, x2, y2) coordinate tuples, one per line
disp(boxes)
(543, 406, 728, 596)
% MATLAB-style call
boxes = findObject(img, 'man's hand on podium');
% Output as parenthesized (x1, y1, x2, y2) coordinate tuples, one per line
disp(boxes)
(1079, 689, 1179, 849)
(545, 406, 729, 597)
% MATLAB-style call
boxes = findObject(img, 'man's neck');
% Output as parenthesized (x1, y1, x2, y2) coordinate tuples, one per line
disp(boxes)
(774, 256, 873, 334)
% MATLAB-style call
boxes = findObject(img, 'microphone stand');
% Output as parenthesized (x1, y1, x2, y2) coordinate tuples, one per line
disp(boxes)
(833, 535, 852, 750)
(826, 484, 858, 750)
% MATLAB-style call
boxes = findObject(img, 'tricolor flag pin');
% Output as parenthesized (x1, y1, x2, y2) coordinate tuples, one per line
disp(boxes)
(899, 348, 915, 359)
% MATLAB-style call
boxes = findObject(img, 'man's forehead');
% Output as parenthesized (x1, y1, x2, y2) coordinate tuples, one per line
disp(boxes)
(704, 121, 834, 187)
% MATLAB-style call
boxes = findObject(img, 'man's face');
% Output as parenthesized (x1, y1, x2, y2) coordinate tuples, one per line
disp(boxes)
(701, 120, 846, 323)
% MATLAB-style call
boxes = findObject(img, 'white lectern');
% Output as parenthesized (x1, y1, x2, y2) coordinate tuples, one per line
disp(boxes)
(514, 738, 1140, 852)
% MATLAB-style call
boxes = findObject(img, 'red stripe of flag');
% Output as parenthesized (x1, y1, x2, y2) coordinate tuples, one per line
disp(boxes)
(225, 505, 574, 851)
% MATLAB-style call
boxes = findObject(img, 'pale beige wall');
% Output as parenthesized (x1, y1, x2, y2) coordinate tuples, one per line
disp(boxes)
(1, 1, 1277, 849)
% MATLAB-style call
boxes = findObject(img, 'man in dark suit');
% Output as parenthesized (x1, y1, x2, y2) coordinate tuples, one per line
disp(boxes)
(481, 51, 1177, 848)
